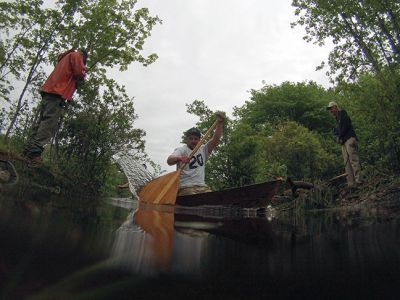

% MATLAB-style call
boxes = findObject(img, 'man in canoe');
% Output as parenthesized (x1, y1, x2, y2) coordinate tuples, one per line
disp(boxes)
(167, 112, 225, 196)
(327, 101, 362, 188)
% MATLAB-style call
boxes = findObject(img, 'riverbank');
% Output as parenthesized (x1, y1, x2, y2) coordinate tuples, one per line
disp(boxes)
(2, 148, 399, 215)
(272, 172, 400, 219)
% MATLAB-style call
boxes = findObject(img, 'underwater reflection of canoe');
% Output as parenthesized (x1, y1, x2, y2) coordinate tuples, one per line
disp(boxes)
(175, 179, 282, 208)
(174, 213, 278, 244)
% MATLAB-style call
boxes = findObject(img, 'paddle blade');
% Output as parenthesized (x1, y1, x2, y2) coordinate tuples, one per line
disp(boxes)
(138, 170, 181, 205)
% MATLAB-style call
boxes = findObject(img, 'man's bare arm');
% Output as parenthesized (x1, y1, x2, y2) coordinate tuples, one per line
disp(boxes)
(167, 155, 190, 166)
(207, 112, 225, 155)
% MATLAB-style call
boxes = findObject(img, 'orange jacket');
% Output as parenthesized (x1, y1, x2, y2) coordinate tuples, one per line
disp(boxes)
(41, 49, 86, 101)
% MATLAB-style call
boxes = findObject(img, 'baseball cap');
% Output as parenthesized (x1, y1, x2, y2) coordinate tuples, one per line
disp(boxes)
(185, 127, 201, 138)
(326, 101, 338, 110)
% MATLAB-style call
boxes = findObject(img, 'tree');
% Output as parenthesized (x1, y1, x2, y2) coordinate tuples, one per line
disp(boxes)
(234, 81, 333, 135)
(56, 77, 146, 197)
(291, 0, 400, 168)
(0, 0, 162, 197)
(1, 0, 161, 139)
(0, 0, 47, 105)
(186, 81, 343, 190)
(336, 71, 400, 171)
(291, 0, 400, 82)
(265, 121, 338, 181)
(2, 0, 80, 138)
(216, 122, 269, 188)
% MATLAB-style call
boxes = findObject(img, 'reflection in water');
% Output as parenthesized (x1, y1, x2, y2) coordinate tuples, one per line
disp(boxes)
(0, 200, 122, 300)
(111, 204, 214, 276)
(2, 194, 400, 299)
(108, 199, 400, 298)
(111, 207, 175, 274)
(109, 200, 284, 279)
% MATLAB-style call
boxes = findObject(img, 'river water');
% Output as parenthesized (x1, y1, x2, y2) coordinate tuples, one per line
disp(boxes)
(1, 195, 400, 299)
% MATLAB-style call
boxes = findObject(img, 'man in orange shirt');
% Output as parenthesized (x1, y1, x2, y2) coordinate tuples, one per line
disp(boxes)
(23, 49, 87, 166)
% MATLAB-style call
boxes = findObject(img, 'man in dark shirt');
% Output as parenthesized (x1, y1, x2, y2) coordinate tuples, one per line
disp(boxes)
(327, 101, 362, 187)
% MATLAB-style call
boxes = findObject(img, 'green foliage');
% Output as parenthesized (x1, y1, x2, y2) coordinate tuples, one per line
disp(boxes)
(55, 77, 146, 197)
(101, 162, 132, 198)
(292, 0, 400, 171)
(186, 82, 342, 190)
(208, 123, 267, 189)
(66, 0, 161, 73)
(292, 0, 400, 82)
(1, 0, 161, 138)
(183, 100, 214, 141)
(234, 81, 333, 134)
(0, 0, 50, 104)
(232, 71, 400, 181)
(265, 121, 337, 181)
(336, 69, 400, 171)
(0, 0, 161, 197)
(232, 81, 341, 182)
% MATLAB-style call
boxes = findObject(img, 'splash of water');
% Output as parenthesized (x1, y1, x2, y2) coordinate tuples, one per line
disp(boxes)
(113, 152, 154, 200)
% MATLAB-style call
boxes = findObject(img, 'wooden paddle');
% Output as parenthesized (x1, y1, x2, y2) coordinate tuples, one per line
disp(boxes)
(138, 120, 218, 205)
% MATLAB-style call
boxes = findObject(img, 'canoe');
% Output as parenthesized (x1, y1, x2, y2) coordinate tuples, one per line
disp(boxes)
(175, 179, 282, 208)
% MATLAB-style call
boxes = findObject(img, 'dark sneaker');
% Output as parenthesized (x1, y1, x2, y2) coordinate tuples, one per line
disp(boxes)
(27, 156, 43, 168)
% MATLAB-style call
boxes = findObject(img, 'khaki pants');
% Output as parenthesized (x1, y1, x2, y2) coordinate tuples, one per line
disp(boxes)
(342, 137, 362, 187)
(178, 185, 212, 196)
(24, 93, 63, 158)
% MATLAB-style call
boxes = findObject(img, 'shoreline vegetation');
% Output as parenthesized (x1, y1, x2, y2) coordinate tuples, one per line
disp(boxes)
(1, 1, 399, 220)
(1, 147, 399, 217)
(274, 172, 400, 212)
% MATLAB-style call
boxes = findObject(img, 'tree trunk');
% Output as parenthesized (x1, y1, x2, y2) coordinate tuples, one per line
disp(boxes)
(4, 49, 44, 140)
(3, 10, 71, 141)
(0, 24, 34, 74)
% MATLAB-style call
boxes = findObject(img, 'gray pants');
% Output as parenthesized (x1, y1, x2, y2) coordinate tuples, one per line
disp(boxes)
(24, 93, 63, 158)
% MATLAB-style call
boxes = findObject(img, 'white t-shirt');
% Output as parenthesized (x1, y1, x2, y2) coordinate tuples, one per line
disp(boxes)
(171, 143, 209, 188)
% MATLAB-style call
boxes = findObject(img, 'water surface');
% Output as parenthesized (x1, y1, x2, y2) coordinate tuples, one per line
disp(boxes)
(1, 196, 400, 299)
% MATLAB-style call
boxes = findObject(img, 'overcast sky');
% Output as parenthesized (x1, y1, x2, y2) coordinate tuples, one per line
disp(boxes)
(110, 0, 332, 172)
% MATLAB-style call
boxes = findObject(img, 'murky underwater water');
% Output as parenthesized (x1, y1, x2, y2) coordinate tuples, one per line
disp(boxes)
(1, 196, 400, 299)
